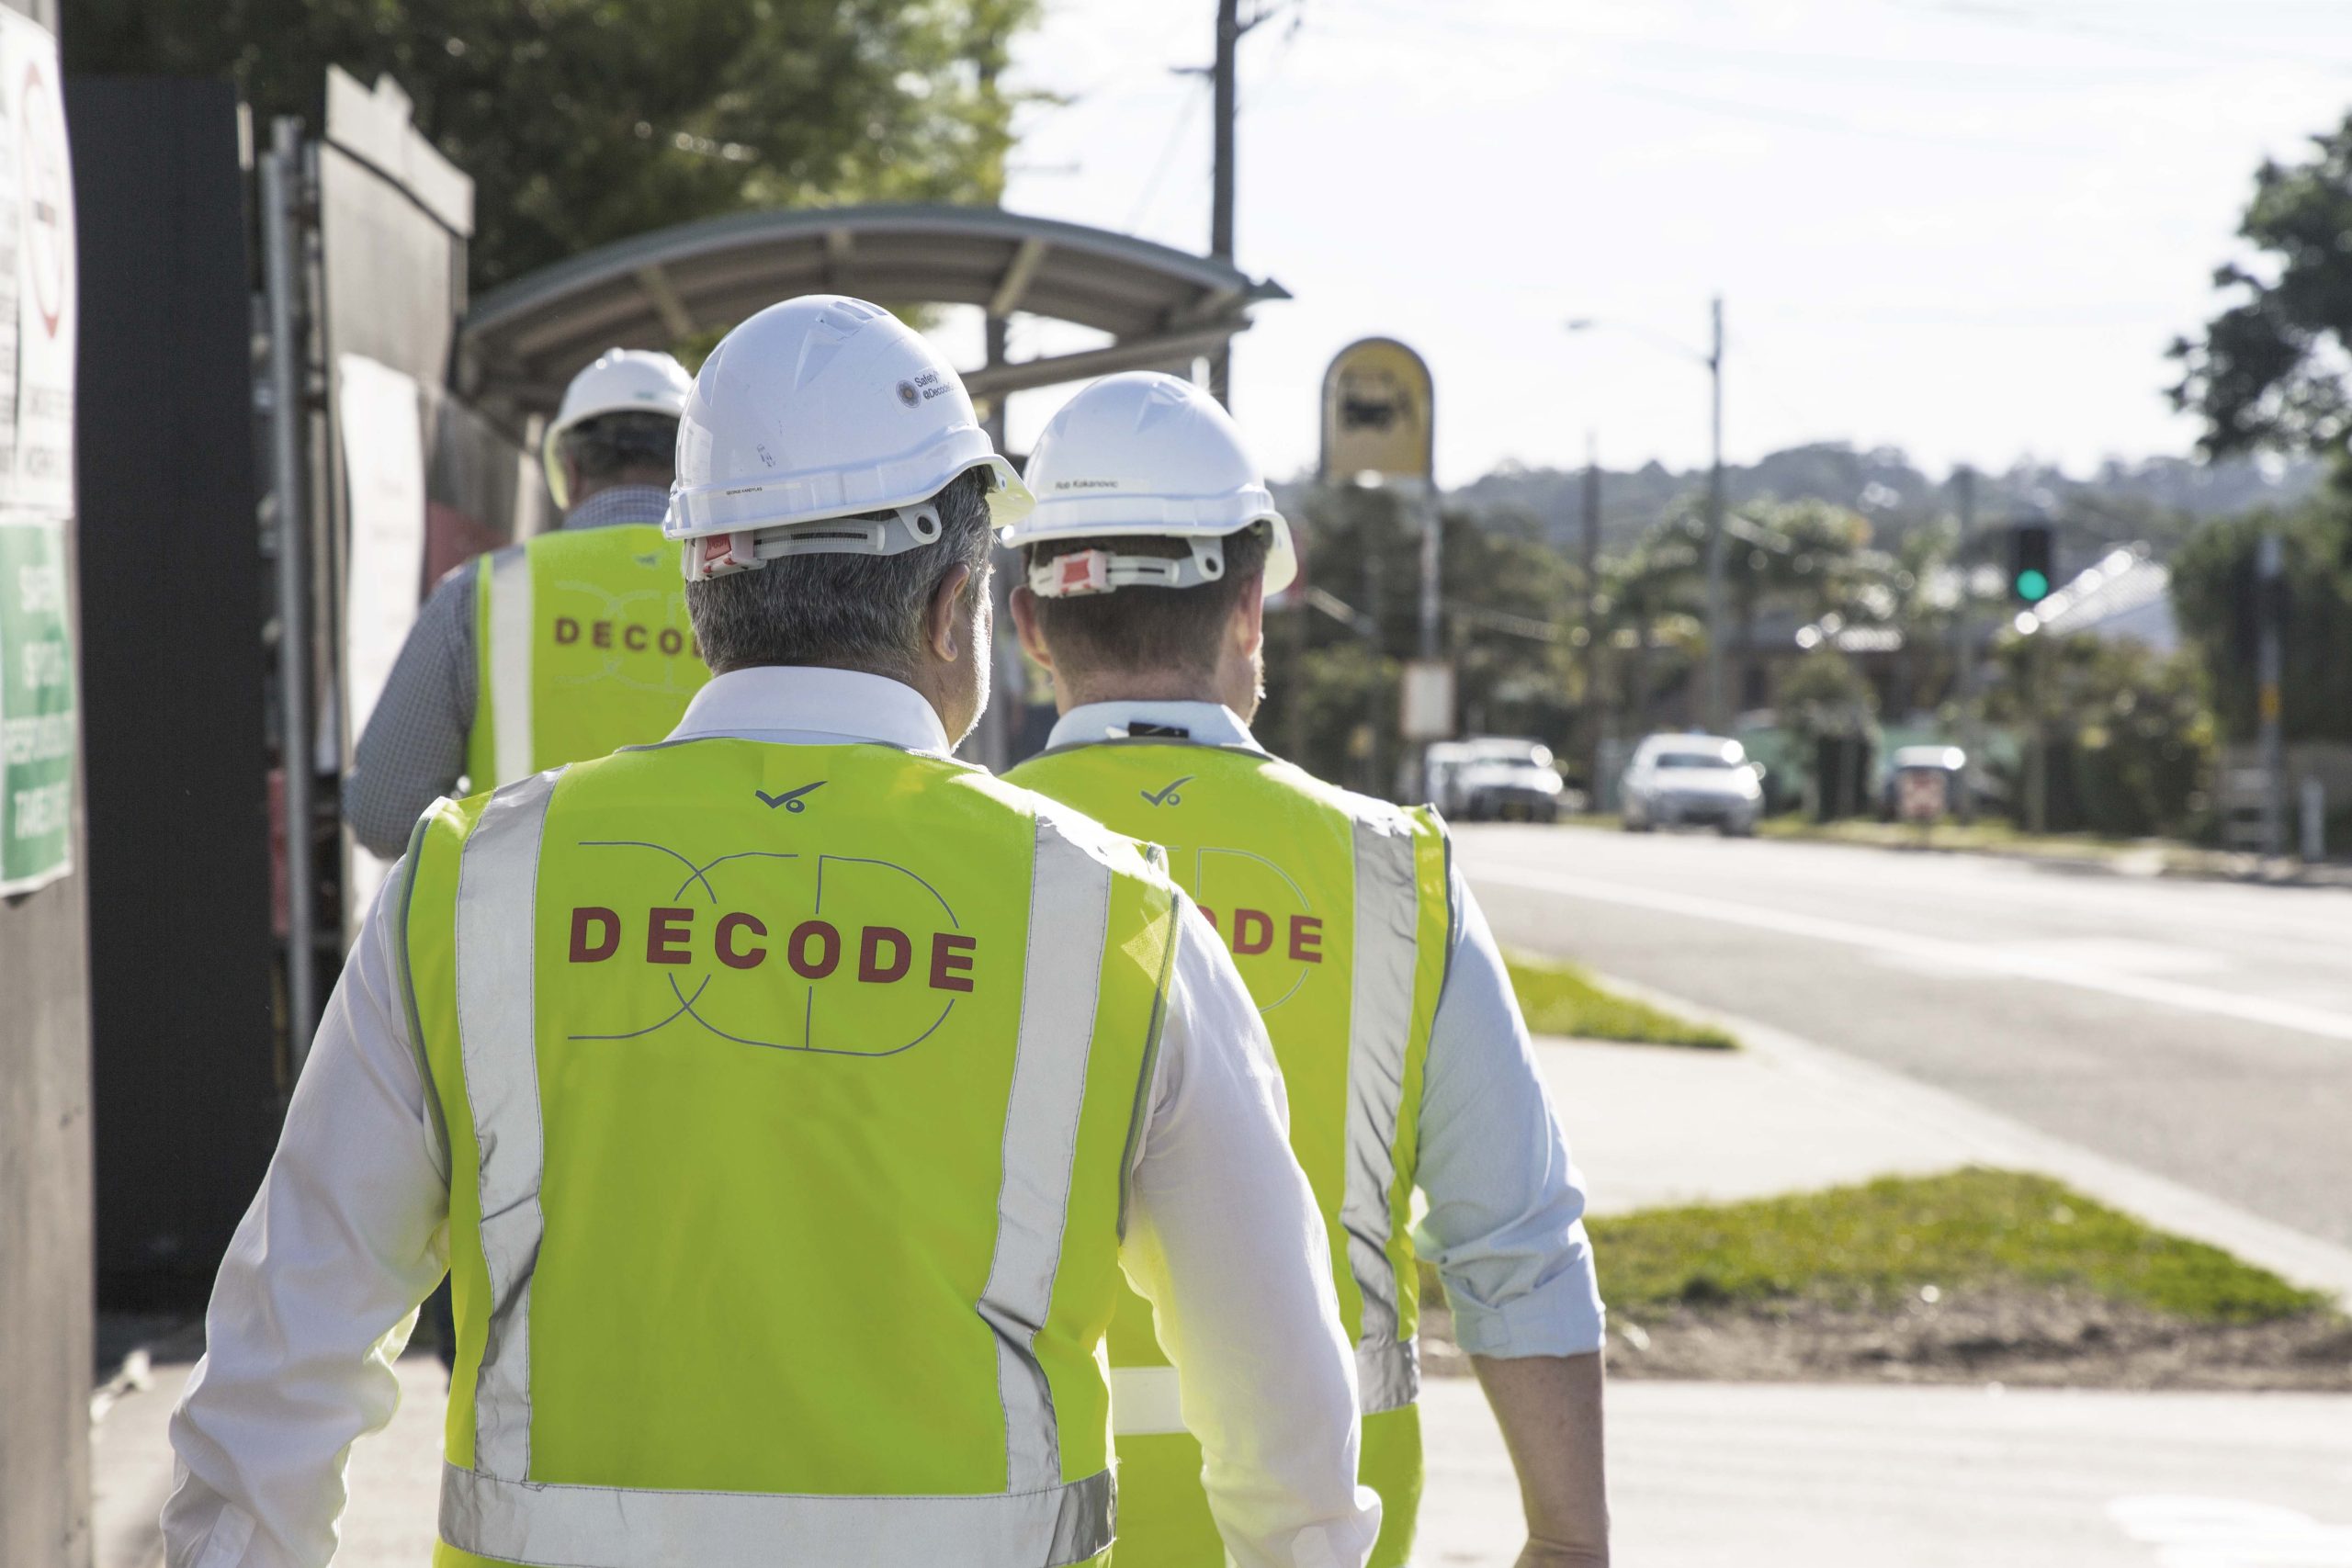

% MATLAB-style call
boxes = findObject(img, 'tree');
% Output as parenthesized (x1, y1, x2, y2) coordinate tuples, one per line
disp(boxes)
(1986, 631, 2211, 839)
(67, 0, 1036, 293)
(2168, 486, 2352, 743)
(2170, 112, 2352, 458)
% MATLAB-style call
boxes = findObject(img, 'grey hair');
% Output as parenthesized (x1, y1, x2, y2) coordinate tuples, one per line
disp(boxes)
(686, 468, 995, 678)
(561, 411, 679, 486)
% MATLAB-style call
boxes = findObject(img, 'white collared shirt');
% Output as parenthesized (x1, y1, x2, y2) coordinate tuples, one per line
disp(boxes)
(1044, 702, 1606, 1361)
(165, 669, 1381, 1568)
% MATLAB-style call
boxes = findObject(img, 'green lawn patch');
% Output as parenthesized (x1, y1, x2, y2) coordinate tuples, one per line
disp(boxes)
(1589, 1168, 2329, 1325)
(1506, 952, 1736, 1050)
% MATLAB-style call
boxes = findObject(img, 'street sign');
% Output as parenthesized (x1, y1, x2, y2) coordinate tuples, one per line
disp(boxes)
(1896, 767, 1949, 824)
(1320, 337, 1434, 486)
(1399, 659, 1455, 741)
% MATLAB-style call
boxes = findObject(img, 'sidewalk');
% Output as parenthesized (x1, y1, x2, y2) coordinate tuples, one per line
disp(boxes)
(1425, 1377, 2352, 1568)
(94, 993, 2352, 1565)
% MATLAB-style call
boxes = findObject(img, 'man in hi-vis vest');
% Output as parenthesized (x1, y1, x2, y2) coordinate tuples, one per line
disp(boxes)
(1002, 374, 1609, 1568)
(345, 348, 710, 859)
(167, 302, 1381, 1568)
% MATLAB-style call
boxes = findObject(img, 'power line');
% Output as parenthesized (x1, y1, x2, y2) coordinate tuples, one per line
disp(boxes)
(1122, 82, 1207, 233)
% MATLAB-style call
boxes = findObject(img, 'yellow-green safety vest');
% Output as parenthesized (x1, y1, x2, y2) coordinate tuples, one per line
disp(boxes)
(397, 738, 1181, 1568)
(1004, 739, 1453, 1568)
(465, 523, 709, 791)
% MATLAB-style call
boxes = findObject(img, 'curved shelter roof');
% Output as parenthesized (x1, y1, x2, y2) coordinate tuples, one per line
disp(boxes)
(458, 203, 1287, 427)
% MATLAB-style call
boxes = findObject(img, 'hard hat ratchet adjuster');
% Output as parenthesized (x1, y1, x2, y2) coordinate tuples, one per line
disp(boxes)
(1028, 537, 1225, 600)
(684, 502, 945, 581)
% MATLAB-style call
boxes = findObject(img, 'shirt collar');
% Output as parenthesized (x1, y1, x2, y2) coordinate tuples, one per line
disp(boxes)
(560, 482, 671, 531)
(668, 667, 952, 755)
(1046, 700, 1266, 754)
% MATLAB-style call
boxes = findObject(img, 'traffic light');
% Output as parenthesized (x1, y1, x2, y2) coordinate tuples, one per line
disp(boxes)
(2007, 524, 2053, 605)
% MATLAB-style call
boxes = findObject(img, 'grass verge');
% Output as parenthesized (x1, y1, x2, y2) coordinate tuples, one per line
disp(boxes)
(1506, 951, 1736, 1050)
(1588, 1168, 2328, 1325)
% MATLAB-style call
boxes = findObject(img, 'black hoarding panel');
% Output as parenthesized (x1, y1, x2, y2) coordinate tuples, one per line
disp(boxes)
(70, 77, 277, 1302)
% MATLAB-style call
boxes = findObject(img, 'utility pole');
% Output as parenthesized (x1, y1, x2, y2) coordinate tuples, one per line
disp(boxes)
(1207, 0, 1242, 408)
(2257, 530, 2286, 858)
(1582, 433, 1604, 800)
(1951, 465, 1979, 824)
(1703, 294, 1727, 733)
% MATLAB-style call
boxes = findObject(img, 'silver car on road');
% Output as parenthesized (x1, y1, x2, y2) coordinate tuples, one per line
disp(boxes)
(1621, 733, 1763, 836)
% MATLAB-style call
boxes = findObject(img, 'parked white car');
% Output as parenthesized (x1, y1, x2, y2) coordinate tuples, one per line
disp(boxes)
(1621, 733, 1763, 836)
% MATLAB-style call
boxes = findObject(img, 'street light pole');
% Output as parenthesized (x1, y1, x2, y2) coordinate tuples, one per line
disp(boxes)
(1704, 294, 1727, 733)
(1563, 301, 1729, 731)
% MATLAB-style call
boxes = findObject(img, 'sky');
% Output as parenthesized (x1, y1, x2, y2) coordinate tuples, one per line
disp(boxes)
(975, 0, 2352, 486)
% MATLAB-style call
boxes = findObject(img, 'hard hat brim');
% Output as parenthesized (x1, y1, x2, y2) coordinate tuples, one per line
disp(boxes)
(666, 442, 1033, 541)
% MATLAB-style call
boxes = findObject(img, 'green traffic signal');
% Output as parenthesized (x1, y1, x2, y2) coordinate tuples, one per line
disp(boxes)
(2016, 568, 2049, 601)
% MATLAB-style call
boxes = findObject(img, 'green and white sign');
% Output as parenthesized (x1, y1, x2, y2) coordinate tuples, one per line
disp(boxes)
(0, 514, 73, 894)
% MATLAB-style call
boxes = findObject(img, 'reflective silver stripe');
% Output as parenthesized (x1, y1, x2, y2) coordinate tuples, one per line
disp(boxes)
(1341, 810, 1421, 1371)
(454, 770, 559, 1481)
(1110, 1365, 1186, 1437)
(486, 547, 533, 785)
(978, 815, 1113, 1492)
(442, 1461, 1115, 1568)
(1356, 1337, 1419, 1416)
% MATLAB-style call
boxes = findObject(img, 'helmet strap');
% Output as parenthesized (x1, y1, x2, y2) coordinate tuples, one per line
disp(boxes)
(1027, 536, 1226, 600)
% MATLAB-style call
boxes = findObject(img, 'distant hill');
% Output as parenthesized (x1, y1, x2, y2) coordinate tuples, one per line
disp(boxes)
(1278, 444, 2322, 557)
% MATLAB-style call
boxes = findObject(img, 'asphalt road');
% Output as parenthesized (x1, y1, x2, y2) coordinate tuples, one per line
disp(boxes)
(1459, 825, 2352, 1249)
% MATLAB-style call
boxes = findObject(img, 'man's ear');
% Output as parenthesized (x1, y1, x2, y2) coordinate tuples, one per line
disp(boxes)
(1008, 584, 1056, 675)
(1231, 570, 1266, 661)
(926, 563, 975, 663)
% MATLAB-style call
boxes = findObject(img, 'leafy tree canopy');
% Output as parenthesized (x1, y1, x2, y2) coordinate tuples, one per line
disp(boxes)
(68, 0, 1036, 293)
(2171, 112, 2352, 459)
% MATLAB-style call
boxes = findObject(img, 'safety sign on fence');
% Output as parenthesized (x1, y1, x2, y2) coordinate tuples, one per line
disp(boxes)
(0, 513, 72, 893)
(0, 7, 74, 896)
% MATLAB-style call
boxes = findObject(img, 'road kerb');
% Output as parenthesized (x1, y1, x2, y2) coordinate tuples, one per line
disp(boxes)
(1581, 969, 2352, 1307)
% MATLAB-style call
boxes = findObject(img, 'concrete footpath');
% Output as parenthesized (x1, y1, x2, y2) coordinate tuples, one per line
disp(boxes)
(102, 1357, 2352, 1567)
(1425, 1376, 2352, 1567)
(93, 988, 2352, 1565)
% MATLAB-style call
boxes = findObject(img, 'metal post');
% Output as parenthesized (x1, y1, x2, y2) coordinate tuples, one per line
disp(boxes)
(1363, 533, 1385, 796)
(1703, 294, 1727, 733)
(2257, 530, 2286, 858)
(1951, 466, 1980, 824)
(262, 118, 319, 1067)
(964, 311, 1017, 772)
(1416, 484, 1441, 661)
(1581, 433, 1602, 798)
(1207, 0, 1240, 409)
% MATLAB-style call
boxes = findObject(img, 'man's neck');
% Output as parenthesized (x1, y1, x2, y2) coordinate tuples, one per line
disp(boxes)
(1057, 676, 1234, 715)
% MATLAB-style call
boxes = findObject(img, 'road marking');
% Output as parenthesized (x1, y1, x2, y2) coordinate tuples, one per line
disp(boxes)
(1466, 862, 2352, 1044)
(2109, 1495, 2352, 1567)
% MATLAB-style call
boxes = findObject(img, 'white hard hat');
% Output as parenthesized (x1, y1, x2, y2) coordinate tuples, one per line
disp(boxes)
(541, 348, 694, 509)
(1005, 372, 1295, 600)
(663, 295, 1031, 581)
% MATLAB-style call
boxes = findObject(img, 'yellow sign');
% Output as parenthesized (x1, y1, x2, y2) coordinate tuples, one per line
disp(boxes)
(1320, 337, 1433, 485)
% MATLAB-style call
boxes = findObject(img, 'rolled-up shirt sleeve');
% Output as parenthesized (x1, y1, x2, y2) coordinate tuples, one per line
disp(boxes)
(1120, 897, 1383, 1568)
(163, 871, 451, 1568)
(1413, 872, 1606, 1359)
